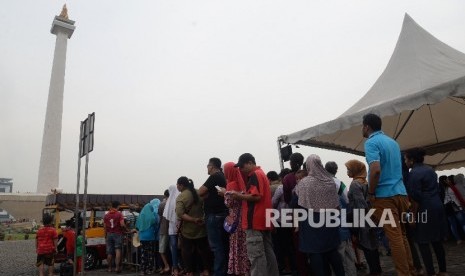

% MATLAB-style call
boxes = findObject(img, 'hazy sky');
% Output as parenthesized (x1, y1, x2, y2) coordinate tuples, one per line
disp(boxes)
(2, 1, 465, 195)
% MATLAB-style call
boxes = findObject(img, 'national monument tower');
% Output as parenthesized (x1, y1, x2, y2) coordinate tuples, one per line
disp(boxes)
(37, 5, 75, 193)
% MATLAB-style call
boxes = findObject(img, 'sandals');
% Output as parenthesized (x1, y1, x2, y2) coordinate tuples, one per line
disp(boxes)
(160, 268, 171, 275)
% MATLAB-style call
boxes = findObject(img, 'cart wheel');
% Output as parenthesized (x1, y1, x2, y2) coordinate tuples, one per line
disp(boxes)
(85, 248, 98, 270)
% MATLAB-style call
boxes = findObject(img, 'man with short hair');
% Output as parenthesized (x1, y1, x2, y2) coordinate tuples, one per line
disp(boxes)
(104, 201, 126, 273)
(325, 161, 349, 204)
(231, 153, 279, 276)
(124, 206, 138, 268)
(325, 162, 356, 275)
(281, 152, 307, 275)
(269, 169, 294, 274)
(198, 157, 229, 276)
(267, 171, 281, 197)
(62, 219, 76, 268)
(362, 113, 415, 275)
(282, 153, 304, 205)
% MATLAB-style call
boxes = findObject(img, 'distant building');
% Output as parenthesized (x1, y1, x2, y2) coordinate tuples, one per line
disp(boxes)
(0, 208, 14, 222)
(0, 178, 13, 193)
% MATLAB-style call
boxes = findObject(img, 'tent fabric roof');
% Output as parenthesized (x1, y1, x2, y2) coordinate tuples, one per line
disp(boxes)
(279, 14, 465, 170)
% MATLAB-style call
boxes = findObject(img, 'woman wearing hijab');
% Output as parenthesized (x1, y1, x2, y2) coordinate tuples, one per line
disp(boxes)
(223, 162, 250, 276)
(345, 159, 381, 275)
(176, 177, 211, 276)
(136, 199, 160, 275)
(404, 148, 447, 276)
(294, 154, 344, 276)
(149, 199, 162, 273)
(163, 185, 181, 276)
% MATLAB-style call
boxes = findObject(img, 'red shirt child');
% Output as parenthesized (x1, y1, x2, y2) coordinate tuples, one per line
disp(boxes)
(36, 225, 58, 255)
(36, 214, 58, 273)
(62, 225, 76, 257)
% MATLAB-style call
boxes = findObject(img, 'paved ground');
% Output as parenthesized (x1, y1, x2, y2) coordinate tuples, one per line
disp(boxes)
(359, 241, 464, 275)
(1, 239, 464, 275)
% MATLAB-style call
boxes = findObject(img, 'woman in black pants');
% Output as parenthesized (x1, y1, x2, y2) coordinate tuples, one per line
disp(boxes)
(345, 159, 382, 275)
(404, 148, 448, 276)
(175, 177, 212, 276)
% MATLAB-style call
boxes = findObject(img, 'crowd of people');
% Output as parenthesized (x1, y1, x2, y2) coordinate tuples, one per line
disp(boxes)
(35, 113, 465, 276)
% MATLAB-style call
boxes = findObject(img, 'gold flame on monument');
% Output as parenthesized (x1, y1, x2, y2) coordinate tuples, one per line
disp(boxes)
(59, 4, 69, 20)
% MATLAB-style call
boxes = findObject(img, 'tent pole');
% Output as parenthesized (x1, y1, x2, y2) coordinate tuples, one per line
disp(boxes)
(394, 110, 415, 140)
(277, 139, 284, 170)
(436, 152, 452, 167)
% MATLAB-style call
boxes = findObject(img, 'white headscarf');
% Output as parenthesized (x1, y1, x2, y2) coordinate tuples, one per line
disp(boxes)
(295, 154, 339, 211)
(163, 185, 180, 223)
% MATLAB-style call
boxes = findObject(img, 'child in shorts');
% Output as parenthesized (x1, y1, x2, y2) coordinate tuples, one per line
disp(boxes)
(36, 213, 58, 276)
(63, 219, 84, 274)
(63, 220, 76, 263)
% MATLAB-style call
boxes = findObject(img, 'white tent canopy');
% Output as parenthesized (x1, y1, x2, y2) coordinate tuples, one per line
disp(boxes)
(279, 14, 465, 170)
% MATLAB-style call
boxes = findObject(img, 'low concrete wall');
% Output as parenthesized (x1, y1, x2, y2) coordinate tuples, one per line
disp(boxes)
(0, 194, 47, 222)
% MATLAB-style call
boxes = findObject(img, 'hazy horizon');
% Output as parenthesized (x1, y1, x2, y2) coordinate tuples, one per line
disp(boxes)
(2, 1, 465, 195)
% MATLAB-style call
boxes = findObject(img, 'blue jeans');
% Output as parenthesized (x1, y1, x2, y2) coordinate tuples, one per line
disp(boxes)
(169, 235, 179, 269)
(448, 211, 465, 241)
(206, 213, 229, 276)
(106, 232, 123, 255)
(377, 228, 391, 252)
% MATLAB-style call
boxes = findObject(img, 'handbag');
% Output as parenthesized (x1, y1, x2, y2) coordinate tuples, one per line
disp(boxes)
(223, 207, 240, 234)
(132, 231, 140, 248)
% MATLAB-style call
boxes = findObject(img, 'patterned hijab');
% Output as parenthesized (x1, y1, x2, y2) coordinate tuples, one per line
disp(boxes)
(345, 159, 368, 184)
(224, 162, 246, 191)
(295, 154, 339, 210)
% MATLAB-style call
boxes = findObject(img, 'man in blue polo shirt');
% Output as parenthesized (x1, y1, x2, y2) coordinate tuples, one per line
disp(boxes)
(362, 113, 415, 276)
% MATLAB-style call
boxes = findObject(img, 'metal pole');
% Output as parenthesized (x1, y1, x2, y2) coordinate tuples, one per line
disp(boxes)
(81, 113, 92, 275)
(74, 121, 83, 276)
(81, 151, 90, 274)
(277, 139, 284, 170)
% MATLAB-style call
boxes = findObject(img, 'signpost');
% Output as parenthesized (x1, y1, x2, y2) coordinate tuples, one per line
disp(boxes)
(80, 113, 95, 158)
(75, 112, 95, 275)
